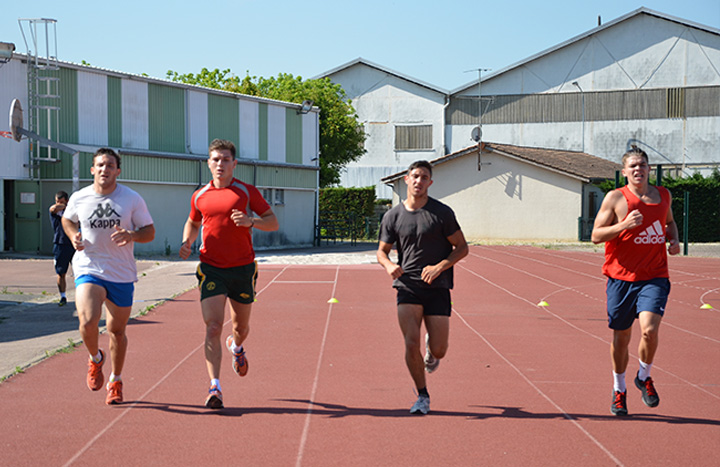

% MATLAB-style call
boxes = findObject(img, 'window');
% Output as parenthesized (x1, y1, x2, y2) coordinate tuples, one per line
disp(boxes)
(274, 189, 285, 206)
(262, 188, 272, 204)
(395, 124, 432, 151)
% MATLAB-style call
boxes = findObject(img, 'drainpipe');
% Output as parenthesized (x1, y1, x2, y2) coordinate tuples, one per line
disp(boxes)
(441, 94, 450, 155)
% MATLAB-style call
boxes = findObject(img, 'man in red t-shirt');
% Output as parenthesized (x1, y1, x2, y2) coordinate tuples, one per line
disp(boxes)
(592, 146, 679, 416)
(180, 139, 278, 409)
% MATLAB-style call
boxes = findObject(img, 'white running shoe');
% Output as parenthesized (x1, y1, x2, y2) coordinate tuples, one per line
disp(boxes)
(410, 394, 430, 415)
(424, 333, 439, 373)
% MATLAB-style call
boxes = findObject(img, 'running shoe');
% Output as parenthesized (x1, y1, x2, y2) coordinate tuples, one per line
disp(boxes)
(205, 385, 223, 409)
(59, 297, 67, 306)
(424, 333, 439, 373)
(226, 335, 248, 376)
(106, 380, 123, 405)
(87, 349, 105, 391)
(410, 394, 430, 415)
(611, 390, 628, 416)
(634, 373, 659, 408)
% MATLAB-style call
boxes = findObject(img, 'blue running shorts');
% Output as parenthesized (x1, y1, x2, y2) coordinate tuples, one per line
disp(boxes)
(75, 274, 135, 307)
(606, 277, 670, 331)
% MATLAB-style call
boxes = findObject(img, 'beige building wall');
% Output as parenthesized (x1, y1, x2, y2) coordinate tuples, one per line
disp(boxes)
(388, 153, 583, 241)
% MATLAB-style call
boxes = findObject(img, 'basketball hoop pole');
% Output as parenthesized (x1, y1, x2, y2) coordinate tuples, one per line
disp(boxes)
(15, 127, 80, 191)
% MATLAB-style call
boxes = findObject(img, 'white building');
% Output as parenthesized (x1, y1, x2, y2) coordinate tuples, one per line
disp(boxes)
(1, 35, 319, 254)
(381, 143, 620, 242)
(319, 7, 720, 200)
(317, 58, 449, 199)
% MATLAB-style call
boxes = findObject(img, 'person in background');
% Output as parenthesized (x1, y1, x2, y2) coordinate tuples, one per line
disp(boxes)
(49, 190, 74, 306)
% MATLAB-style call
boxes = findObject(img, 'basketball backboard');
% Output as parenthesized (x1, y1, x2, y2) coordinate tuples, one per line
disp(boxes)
(9, 98, 23, 142)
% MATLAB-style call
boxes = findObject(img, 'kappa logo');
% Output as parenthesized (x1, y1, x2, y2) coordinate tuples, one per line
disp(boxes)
(88, 202, 121, 229)
(634, 220, 665, 245)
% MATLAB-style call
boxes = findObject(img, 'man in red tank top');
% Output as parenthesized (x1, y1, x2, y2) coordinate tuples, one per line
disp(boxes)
(592, 147, 680, 416)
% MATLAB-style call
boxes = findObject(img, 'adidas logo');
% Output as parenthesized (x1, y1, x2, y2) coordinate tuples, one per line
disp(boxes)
(634, 220, 665, 244)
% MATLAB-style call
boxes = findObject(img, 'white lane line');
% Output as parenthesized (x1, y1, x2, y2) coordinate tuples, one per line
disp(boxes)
(63, 267, 289, 466)
(453, 308, 625, 467)
(295, 265, 340, 467)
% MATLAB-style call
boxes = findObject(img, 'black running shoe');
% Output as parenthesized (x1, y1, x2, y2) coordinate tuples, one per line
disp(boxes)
(635, 373, 659, 408)
(611, 390, 628, 416)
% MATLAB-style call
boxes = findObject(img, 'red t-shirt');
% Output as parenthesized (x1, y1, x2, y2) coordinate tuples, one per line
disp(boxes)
(602, 185, 671, 281)
(189, 178, 271, 268)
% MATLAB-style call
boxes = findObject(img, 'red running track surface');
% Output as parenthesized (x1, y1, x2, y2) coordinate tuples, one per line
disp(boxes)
(1, 246, 718, 466)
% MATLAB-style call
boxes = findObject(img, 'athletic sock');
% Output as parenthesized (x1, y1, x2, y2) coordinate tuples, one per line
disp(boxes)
(231, 341, 244, 354)
(638, 360, 653, 381)
(211, 378, 221, 392)
(613, 371, 626, 393)
(91, 351, 103, 364)
(60, 292, 67, 299)
(418, 387, 429, 398)
(109, 373, 121, 383)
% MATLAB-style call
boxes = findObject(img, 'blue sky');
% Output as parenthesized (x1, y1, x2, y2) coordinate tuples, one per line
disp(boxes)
(3, 1, 719, 91)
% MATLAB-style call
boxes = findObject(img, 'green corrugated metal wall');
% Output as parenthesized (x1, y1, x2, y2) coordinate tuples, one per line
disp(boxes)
(36, 67, 78, 161)
(255, 166, 315, 189)
(107, 77, 122, 147)
(148, 84, 185, 153)
(208, 94, 239, 144)
(119, 155, 200, 184)
(285, 108, 302, 164)
(37, 67, 316, 191)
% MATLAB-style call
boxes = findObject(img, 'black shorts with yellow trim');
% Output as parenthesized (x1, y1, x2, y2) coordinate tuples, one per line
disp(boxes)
(196, 261, 258, 304)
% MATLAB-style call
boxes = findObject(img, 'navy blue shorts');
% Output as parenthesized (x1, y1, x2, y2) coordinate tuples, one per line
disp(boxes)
(396, 287, 452, 316)
(606, 277, 670, 331)
(75, 274, 135, 308)
(53, 243, 75, 275)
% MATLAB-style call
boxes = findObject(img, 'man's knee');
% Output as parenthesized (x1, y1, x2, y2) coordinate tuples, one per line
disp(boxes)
(205, 320, 223, 338)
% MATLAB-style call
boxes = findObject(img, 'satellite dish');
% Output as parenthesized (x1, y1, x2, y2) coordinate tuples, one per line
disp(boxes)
(9, 98, 23, 142)
(471, 125, 482, 143)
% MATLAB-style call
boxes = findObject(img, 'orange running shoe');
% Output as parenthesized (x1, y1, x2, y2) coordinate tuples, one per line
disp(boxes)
(226, 335, 248, 376)
(106, 380, 123, 405)
(87, 349, 105, 391)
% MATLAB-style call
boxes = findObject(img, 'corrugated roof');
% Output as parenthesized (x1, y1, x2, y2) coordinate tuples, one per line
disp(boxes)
(450, 7, 720, 95)
(381, 143, 621, 183)
(314, 57, 449, 95)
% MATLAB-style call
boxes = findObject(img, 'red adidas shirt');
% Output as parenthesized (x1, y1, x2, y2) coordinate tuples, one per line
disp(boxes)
(189, 178, 271, 268)
(602, 185, 671, 281)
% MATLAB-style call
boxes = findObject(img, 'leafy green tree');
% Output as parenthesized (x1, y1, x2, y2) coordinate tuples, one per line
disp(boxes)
(167, 68, 365, 187)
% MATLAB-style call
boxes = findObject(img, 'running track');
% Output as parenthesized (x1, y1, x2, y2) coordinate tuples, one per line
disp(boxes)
(1, 246, 718, 466)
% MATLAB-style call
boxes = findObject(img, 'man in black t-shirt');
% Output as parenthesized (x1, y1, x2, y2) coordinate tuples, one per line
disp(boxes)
(377, 160, 468, 415)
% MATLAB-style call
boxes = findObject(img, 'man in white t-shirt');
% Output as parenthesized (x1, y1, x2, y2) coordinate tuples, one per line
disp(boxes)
(62, 148, 155, 405)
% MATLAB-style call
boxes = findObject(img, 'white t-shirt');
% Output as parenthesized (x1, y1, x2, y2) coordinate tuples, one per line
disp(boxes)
(64, 184, 153, 283)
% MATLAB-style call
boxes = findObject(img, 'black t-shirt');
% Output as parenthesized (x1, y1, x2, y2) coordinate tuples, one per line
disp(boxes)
(50, 210, 70, 245)
(379, 197, 461, 289)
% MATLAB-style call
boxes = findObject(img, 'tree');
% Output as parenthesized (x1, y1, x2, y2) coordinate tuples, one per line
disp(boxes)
(167, 68, 366, 187)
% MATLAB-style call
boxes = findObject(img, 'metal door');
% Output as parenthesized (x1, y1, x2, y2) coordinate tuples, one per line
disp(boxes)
(13, 180, 41, 252)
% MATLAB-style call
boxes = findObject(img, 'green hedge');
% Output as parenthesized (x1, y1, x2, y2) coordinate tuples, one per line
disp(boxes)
(319, 187, 377, 240)
(664, 172, 720, 242)
(596, 170, 720, 242)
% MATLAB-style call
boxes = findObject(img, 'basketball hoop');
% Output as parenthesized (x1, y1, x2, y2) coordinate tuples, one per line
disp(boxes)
(9, 98, 23, 142)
